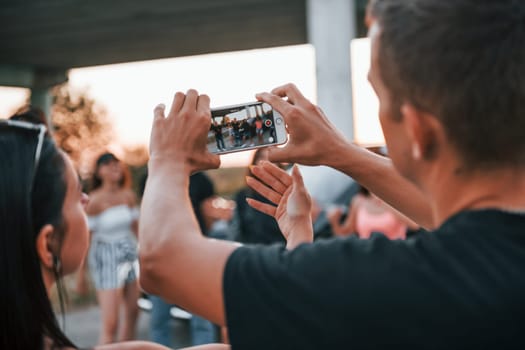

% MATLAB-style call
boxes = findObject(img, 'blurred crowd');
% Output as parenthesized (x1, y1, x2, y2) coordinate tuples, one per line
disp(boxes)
(72, 144, 423, 348)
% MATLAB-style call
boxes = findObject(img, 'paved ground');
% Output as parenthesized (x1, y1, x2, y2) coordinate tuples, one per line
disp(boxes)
(64, 305, 192, 349)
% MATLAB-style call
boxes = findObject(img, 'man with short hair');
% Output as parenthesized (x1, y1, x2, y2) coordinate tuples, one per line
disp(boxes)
(139, 0, 525, 348)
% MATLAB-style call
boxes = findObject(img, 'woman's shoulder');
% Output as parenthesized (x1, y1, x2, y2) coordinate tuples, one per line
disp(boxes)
(122, 188, 138, 206)
(85, 190, 105, 216)
(86, 189, 136, 216)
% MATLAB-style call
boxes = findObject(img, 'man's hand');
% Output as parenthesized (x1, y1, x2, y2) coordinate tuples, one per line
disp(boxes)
(256, 83, 348, 167)
(149, 90, 220, 174)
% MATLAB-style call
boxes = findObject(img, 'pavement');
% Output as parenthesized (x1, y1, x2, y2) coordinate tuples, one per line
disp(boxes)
(64, 304, 192, 349)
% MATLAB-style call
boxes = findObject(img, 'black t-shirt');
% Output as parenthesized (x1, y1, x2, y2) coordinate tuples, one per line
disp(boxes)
(189, 172, 214, 235)
(232, 121, 240, 132)
(211, 124, 223, 138)
(223, 210, 525, 349)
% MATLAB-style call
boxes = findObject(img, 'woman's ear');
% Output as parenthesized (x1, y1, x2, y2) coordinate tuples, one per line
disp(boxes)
(401, 103, 442, 161)
(35, 224, 56, 269)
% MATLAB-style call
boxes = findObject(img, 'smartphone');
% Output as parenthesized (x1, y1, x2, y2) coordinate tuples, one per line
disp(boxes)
(208, 101, 287, 155)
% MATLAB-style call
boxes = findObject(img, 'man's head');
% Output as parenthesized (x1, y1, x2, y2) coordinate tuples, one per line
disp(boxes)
(368, 0, 525, 174)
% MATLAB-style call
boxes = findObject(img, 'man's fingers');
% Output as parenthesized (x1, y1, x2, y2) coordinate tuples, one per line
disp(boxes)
(153, 104, 166, 121)
(250, 163, 290, 194)
(270, 83, 306, 105)
(180, 89, 199, 115)
(202, 153, 221, 170)
(168, 92, 186, 117)
(246, 198, 277, 217)
(246, 176, 282, 205)
(255, 92, 293, 117)
(197, 94, 211, 115)
(267, 146, 293, 165)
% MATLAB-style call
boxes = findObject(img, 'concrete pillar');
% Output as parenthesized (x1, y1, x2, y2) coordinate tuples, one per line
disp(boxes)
(301, 0, 357, 205)
(0, 65, 68, 125)
(30, 88, 53, 120)
(31, 68, 68, 127)
(307, 0, 356, 140)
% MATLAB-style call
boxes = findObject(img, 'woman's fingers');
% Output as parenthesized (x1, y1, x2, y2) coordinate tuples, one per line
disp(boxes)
(246, 198, 277, 217)
(245, 176, 282, 205)
(286, 165, 312, 218)
(261, 161, 293, 187)
(291, 164, 305, 189)
(250, 162, 291, 194)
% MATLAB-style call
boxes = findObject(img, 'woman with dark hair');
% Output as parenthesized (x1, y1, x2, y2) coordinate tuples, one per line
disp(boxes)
(0, 110, 133, 349)
(0, 110, 88, 350)
(80, 152, 140, 345)
(0, 108, 229, 350)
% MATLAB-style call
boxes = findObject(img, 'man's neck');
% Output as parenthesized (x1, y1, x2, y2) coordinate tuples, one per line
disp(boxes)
(425, 165, 525, 227)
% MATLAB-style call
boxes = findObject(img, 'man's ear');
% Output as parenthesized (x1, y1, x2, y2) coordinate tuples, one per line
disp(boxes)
(401, 103, 442, 161)
(35, 224, 56, 269)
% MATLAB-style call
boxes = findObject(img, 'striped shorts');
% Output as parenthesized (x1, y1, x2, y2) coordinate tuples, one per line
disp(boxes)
(88, 237, 138, 290)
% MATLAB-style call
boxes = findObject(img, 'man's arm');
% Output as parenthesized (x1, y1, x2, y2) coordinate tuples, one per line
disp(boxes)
(138, 91, 239, 326)
(329, 144, 434, 229)
(256, 83, 434, 229)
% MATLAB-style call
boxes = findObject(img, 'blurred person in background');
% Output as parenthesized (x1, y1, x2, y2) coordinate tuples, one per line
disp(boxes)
(326, 147, 418, 239)
(327, 184, 419, 239)
(78, 152, 140, 345)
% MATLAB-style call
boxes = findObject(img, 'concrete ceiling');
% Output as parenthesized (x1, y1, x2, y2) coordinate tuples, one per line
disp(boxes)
(0, 0, 307, 70)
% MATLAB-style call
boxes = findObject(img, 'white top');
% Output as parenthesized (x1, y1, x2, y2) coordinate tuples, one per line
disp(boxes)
(88, 204, 139, 243)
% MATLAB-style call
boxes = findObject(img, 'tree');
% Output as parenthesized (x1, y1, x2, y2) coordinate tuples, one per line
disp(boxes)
(51, 84, 115, 178)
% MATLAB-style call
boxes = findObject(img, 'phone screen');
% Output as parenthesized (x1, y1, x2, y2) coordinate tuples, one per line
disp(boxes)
(208, 102, 285, 155)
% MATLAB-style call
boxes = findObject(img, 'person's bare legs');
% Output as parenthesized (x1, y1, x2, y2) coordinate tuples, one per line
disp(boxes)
(119, 280, 140, 341)
(97, 288, 122, 344)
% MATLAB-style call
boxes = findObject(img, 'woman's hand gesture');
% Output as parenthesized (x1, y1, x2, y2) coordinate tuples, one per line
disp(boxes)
(246, 161, 314, 249)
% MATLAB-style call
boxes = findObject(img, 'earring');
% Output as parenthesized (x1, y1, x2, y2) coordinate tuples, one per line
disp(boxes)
(412, 143, 421, 160)
(52, 255, 62, 275)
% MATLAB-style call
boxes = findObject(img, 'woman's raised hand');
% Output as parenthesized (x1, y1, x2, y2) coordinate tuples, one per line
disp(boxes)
(246, 161, 314, 249)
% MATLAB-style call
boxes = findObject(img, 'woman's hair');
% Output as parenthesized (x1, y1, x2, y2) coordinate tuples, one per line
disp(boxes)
(91, 152, 130, 191)
(0, 108, 75, 349)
